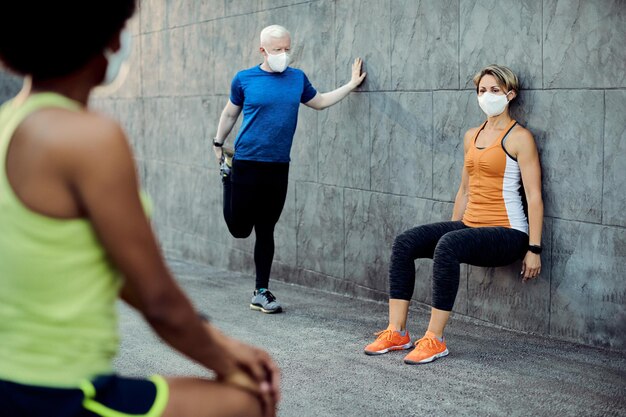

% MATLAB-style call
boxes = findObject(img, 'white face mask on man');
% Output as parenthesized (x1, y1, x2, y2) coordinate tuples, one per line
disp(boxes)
(96, 28, 132, 94)
(265, 49, 290, 73)
(477, 91, 511, 117)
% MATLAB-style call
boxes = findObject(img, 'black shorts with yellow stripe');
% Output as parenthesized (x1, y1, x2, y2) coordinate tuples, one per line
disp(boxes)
(0, 374, 168, 417)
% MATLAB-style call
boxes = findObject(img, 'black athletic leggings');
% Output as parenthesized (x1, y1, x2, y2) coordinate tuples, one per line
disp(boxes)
(389, 221, 529, 311)
(223, 159, 289, 290)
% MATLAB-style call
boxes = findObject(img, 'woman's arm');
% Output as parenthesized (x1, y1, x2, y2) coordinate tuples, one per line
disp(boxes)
(451, 130, 473, 221)
(304, 58, 366, 110)
(67, 114, 278, 399)
(511, 127, 544, 282)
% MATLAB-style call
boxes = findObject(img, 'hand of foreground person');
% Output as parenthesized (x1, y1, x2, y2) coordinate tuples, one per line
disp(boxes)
(209, 326, 281, 417)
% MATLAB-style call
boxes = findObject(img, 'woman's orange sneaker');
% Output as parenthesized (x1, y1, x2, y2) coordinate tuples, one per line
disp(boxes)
(403, 331, 449, 364)
(363, 329, 412, 355)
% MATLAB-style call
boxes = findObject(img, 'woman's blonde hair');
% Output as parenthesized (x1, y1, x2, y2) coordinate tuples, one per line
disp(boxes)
(473, 64, 519, 94)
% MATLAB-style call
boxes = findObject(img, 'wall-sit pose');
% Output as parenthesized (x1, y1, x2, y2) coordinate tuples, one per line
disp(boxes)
(212, 24, 366, 314)
(0, 2, 279, 416)
(364, 64, 543, 365)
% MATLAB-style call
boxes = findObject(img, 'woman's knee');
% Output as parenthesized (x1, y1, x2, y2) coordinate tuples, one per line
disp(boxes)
(391, 230, 417, 257)
(163, 378, 264, 417)
(223, 387, 264, 417)
(433, 233, 461, 259)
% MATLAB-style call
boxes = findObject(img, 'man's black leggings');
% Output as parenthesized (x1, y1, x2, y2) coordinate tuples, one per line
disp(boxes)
(223, 160, 289, 290)
(389, 221, 528, 311)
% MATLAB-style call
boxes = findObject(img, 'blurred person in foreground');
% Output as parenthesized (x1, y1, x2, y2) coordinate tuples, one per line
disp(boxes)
(0, 2, 279, 416)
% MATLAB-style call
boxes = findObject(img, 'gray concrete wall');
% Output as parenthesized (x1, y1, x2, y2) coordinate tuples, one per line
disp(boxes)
(2, 0, 624, 350)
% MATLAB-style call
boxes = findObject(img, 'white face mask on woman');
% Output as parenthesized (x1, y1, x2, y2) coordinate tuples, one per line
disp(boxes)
(477, 91, 511, 117)
(265, 49, 290, 73)
(97, 28, 132, 93)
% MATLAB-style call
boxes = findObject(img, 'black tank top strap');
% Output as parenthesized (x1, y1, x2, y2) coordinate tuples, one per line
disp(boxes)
(501, 120, 518, 160)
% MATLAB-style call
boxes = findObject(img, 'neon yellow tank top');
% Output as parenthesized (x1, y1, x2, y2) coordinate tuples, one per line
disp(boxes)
(0, 93, 142, 387)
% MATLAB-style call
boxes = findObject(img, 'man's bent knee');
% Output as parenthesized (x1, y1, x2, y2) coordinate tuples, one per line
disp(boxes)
(227, 224, 254, 239)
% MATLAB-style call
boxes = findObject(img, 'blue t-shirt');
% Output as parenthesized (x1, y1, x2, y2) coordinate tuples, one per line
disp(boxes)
(230, 65, 318, 163)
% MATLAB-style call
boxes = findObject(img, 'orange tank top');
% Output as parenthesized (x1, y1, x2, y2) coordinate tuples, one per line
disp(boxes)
(462, 119, 528, 234)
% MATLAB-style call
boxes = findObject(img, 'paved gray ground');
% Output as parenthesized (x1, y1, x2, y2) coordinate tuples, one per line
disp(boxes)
(114, 259, 626, 417)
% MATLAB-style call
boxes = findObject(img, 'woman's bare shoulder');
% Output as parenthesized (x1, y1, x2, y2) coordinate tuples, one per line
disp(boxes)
(507, 123, 538, 157)
(38, 109, 128, 156)
(509, 123, 536, 146)
(31, 108, 132, 179)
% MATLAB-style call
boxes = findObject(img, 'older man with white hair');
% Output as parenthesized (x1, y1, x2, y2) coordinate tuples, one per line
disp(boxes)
(212, 24, 366, 314)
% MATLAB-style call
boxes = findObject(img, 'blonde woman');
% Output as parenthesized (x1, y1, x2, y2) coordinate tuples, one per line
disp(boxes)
(364, 65, 543, 365)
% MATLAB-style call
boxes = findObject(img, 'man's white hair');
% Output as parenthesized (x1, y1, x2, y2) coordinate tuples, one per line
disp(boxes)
(260, 25, 291, 46)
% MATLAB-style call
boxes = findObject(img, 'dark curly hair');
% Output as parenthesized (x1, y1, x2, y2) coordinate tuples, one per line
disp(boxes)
(0, 1, 136, 80)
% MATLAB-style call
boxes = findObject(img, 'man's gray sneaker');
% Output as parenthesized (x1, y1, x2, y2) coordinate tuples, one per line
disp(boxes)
(250, 289, 282, 314)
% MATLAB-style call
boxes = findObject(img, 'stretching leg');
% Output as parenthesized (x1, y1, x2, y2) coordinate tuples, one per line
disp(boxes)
(223, 178, 255, 239)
